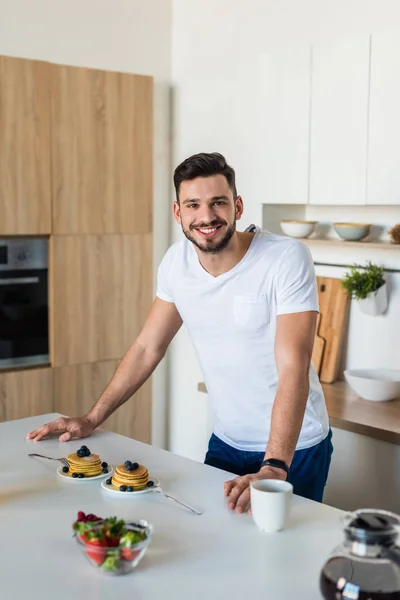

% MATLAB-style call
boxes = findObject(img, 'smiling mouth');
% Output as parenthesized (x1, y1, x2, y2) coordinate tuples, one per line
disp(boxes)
(194, 225, 223, 238)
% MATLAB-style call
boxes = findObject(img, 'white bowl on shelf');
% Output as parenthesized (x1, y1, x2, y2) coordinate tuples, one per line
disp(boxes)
(344, 368, 400, 402)
(333, 222, 371, 241)
(280, 220, 317, 239)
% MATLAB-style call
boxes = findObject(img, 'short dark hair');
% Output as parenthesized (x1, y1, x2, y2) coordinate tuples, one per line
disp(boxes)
(173, 152, 237, 202)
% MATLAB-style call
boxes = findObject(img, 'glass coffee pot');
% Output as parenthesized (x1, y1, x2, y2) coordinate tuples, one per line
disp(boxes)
(320, 509, 400, 599)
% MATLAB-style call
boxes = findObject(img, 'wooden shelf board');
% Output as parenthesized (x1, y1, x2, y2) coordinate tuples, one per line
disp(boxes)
(301, 237, 398, 250)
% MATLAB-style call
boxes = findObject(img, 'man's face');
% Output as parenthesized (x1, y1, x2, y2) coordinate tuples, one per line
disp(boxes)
(174, 175, 243, 254)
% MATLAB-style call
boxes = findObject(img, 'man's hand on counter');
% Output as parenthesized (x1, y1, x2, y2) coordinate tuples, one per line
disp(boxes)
(224, 466, 287, 514)
(26, 416, 96, 442)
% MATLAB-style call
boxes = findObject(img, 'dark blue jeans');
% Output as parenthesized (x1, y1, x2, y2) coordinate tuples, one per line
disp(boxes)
(204, 429, 333, 502)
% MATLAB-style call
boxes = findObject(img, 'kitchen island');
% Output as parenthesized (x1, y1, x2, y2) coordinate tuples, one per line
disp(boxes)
(0, 414, 346, 600)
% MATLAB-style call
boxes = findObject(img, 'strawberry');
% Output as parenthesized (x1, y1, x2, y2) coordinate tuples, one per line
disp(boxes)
(119, 530, 147, 562)
(106, 535, 121, 547)
(85, 535, 108, 565)
(120, 547, 141, 562)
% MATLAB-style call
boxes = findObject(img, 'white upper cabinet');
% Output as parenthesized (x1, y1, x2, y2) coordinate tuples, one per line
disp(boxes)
(256, 45, 311, 205)
(367, 32, 400, 205)
(309, 36, 370, 205)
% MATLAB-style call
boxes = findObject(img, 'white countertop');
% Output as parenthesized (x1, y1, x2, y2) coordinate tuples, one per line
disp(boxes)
(0, 414, 346, 600)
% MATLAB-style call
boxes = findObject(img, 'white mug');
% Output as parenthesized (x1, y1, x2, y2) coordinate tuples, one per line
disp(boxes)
(250, 479, 293, 533)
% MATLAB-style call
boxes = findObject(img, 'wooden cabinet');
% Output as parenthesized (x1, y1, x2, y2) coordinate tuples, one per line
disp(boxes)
(53, 360, 151, 442)
(51, 233, 152, 367)
(257, 45, 311, 205)
(0, 367, 53, 423)
(309, 36, 370, 205)
(367, 32, 400, 205)
(0, 56, 51, 234)
(51, 64, 153, 234)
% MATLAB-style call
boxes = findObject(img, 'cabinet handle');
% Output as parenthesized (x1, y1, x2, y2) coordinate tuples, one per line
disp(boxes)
(0, 277, 39, 285)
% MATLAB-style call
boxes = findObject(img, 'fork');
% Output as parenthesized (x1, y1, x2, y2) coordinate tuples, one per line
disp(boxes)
(150, 487, 203, 516)
(28, 453, 70, 469)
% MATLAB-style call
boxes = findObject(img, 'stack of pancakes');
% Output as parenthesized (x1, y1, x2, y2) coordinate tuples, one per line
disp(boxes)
(67, 452, 103, 478)
(112, 463, 149, 490)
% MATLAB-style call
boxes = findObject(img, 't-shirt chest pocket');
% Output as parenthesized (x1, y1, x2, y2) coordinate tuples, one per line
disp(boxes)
(232, 294, 270, 330)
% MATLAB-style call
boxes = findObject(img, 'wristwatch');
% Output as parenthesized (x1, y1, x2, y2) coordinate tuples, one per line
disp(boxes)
(260, 458, 290, 479)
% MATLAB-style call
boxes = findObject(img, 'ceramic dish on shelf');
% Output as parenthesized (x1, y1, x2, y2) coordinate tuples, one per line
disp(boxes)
(280, 220, 317, 239)
(333, 222, 371, 241)
(344, 368, 400, 402)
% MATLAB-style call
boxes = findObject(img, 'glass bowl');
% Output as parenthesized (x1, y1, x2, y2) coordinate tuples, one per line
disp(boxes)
(75, 520, 153, 575)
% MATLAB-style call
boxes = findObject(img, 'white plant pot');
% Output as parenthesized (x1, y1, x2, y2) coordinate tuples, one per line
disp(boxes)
(358, 282, 388, 316)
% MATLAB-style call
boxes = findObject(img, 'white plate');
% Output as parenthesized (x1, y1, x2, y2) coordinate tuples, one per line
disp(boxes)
(101, 476, 160, 495)
(56, 465, 113, 481)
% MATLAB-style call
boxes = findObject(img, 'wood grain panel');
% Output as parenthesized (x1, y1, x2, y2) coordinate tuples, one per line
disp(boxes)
(0, 367, 53, 423)
(53, 360, 151, 442)
(322, 381, 400, 445)
(51, 64, 153, 234)
(0, 56, 51, 234)
(51, 233, 152, 366)
(317, 276, 350, 384)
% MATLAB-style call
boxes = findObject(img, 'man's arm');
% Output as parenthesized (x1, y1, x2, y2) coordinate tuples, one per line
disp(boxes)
(27, 298, 182, 441)
(261, 310, 317, 473)
(224, 310, 317, 512)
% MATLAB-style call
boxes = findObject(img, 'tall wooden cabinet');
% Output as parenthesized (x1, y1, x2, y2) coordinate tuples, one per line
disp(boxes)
(0, 56, 51, 234)
(0, 56, 154, 442)
(0, 368, 53, 423)
(51, 233, 152, 366)
(51, 65, 153, 234)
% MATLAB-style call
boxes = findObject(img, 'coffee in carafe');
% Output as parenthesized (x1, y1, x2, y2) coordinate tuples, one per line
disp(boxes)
(320, 509, 400, 600)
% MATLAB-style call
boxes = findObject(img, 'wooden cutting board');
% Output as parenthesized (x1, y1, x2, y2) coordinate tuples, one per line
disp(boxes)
(315, 276, 350, 384)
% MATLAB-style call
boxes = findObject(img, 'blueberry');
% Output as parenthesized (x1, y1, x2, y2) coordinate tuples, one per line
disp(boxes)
(132, 462, 139, 470)
(62, 466, 69, 473)
(84, 448, 91, 457)
(80, 445, 88, 451)
(101, 462, 108, 469)
(106, 478, 112, 485)
(78, 473, 84, 479)
(119, 485, 127, 492)
(102, 468, 108, 474)
(127, 486, 134, 492)
(124, 460, 132, 469)
(77, 449, 85, 458)
(72, 473, 78, 478)
(146, 480, 154, 488)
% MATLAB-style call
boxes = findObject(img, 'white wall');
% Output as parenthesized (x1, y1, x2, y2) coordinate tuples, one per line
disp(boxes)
(0, 0, 172, 448)
(169, 0, 400, 461)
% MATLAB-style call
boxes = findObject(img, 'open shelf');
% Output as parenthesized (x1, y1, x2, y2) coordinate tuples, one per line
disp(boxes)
(300, 237, 398, 250)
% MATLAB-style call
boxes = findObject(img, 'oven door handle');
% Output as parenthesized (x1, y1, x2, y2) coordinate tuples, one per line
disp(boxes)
(0, 277, 40, 285)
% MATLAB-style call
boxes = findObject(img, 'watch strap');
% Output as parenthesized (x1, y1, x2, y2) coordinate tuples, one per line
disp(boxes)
(260, 458, 289, 479)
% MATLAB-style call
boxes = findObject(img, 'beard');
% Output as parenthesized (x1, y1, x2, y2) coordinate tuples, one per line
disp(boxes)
(182, 218, 236, 255)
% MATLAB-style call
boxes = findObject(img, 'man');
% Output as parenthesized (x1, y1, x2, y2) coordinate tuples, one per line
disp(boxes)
(27, 152, 333, 513)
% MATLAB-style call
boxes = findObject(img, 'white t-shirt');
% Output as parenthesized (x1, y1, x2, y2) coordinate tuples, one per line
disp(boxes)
(156, 226, 329, 452)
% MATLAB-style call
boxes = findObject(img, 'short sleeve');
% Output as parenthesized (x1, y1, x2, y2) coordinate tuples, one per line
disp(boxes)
(156, 248, 175, 303)
(275, 241, 319, 315)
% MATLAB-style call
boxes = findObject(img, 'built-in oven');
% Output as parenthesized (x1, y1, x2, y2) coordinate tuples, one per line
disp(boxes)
(0, 238, 49, 369)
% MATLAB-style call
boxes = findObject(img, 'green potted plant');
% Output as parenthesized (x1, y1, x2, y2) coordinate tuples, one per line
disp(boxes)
(342, 261, 387, 316)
